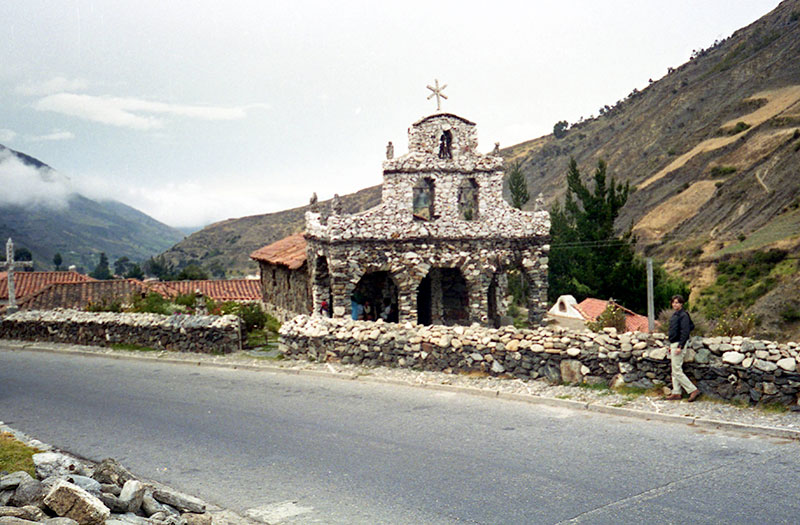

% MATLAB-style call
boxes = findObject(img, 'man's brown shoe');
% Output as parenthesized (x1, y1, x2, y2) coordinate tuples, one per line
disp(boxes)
(688, 389, 701, 402)
(665, 394, 682, 400)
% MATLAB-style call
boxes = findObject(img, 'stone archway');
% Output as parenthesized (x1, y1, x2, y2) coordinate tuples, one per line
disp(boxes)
(352, 271, 399, 322)
(417, 267, 469, 326)
(312, 255, 332, 316)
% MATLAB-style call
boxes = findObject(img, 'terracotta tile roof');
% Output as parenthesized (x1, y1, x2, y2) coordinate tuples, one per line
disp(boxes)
(576, 298, 651, 333)
(17, 279, 154, 311)
(158, 279, 261, 301)
(250, 233, 307, 270)
(0, 271, 96, 301)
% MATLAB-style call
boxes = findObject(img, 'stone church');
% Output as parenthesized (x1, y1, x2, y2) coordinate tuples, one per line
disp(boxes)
(253, 107, 550, 327)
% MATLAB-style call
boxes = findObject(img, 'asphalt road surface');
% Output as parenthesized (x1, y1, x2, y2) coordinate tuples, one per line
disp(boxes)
(1, 345, 799, 524)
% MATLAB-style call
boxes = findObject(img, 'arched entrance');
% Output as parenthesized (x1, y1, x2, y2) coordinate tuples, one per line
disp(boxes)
(352, 271, 398, 322)
(417, 267, 469, 326)
(313, 256, 332, 316)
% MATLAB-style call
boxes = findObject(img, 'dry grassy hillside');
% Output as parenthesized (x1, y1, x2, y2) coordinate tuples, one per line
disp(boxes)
(505, 0, 800, 339)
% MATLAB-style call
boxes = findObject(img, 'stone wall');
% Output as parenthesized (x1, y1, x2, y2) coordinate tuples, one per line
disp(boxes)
(0, 309, 242, 354)
(280, 316, 800, 406)
(257, 261, 311, 322)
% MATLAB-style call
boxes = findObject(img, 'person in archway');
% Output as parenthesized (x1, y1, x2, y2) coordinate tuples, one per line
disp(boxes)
(665, 295, 700, 402)
(362, 300, 375, 321)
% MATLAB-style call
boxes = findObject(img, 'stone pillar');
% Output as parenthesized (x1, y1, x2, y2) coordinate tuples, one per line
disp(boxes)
(430, 269, 443, 324)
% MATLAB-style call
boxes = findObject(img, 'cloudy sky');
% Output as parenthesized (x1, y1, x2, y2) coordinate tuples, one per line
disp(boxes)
(0, 0, 782, 229)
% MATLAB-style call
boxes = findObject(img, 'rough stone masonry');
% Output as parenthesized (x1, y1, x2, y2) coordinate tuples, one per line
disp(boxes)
(280, 316, 800, 406)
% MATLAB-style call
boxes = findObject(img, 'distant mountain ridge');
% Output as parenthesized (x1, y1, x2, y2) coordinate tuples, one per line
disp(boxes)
(0, 144, 184, 271)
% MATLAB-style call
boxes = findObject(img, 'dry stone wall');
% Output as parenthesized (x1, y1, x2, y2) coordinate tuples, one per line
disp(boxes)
(280, 316, 800, 406)
(0, 310, 241, 354)
(256, 261, 311, 322)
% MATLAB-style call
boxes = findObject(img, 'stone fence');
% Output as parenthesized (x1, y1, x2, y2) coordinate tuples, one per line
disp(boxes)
(280, 316, 800, 406)
(0, 309, 242, 354)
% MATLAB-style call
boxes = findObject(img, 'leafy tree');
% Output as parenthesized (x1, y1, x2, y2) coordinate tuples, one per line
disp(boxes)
(53, 252, 63, 271)
(507, 162, 529, 210)
(113, 256, 132, 277)
(90, 252, 112, 280)
(549, 158, 687, 313)
(124, 264, 145, 280)
(144, 255, 172, 279)
(553, 120, 569, 139)
(14, 247, 33, 261)
(171, 264, 209, 281)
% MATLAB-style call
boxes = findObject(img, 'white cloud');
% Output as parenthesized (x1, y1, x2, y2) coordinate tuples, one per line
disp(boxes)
(0, 150, 72, 209)
(33, 93, 268, 130)
(16, 77, 89, 96)
(0, 129, 17, 142)
(26, 131, 75, 142)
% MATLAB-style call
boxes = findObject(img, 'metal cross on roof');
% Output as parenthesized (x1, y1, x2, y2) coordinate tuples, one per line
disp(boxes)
(426, 79, 448, 111)
(2, 237, 33, 314)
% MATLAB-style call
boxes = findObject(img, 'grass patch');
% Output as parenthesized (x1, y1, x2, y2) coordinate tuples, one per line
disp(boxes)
(715, 211, 800, 256)
(759, 402, 788, 414)
(556, 394, 573, 400)
(110, 343, 159, 352)
(709, 165, 737, 178)
(578, 381, 610, 391)
(0, 432, 41, 477)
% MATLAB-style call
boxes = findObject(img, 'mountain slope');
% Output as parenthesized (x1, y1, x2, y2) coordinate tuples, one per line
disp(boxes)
(0, 145, 184, 271)
(508, 0, 800, 258)
(159, 185, 382, 276)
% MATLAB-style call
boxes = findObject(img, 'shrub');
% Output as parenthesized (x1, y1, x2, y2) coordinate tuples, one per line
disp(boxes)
(730, 121, 751, 135)
(86, 297, 122, 313)
(711, 310, 757, 336)
(781, 305, 800, 323)
(129, 292, 172, 315)
(586, 302, 627, 333)
(709, 165, 737, 178)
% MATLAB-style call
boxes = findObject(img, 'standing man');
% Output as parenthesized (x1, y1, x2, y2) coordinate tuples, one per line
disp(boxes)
(666, 295, 700, 401)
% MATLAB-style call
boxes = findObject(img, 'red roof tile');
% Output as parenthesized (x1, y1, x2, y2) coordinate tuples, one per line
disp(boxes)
(576, 298, 651, 333)
(17, 279, 153, 311)
(250, 233, 307, 270)
(158, 279, 261, 301)
(0, 271, 96, 301)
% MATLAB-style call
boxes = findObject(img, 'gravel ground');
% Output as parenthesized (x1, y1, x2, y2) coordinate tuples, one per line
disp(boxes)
(5, 339, 800, 438)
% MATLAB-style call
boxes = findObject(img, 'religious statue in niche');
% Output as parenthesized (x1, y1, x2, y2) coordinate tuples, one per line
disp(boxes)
(412, 178, 435, 220)
(438, 130, 452, 159)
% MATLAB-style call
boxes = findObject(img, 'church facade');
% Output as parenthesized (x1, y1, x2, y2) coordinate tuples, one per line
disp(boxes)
(302, 111, 550, 327)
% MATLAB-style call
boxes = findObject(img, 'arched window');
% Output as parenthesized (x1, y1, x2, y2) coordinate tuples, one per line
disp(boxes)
(458, 178, 479, 221)
(413, 177, 435, 221)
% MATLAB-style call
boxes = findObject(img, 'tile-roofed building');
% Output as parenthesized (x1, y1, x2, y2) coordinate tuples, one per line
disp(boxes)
(250, 233, 307, 270)
(575, 297, 651, 333)
(0, 271, 96, 305)
(17, 279, 154, 311)
(250, 233, 311, 321)
(160, 279, 262, 302)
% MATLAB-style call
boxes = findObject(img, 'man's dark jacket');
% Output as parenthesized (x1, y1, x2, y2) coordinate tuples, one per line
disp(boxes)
(668, 309, 693, 348)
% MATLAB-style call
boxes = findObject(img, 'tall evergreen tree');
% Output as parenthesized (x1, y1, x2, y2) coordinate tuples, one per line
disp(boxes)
(90, 252, 112, 280)
(507, 162, 529, 210)
(53, 252, 63, 271)
(549, 158, 685, 313)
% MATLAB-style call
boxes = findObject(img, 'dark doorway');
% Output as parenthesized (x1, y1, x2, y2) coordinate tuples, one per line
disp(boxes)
(353, 271, 398, 322)
(417, 267, 469, 326)
(417, 274, 432, 325)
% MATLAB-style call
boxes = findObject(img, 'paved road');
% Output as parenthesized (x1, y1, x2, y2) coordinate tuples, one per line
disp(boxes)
(1, 345, 799, 524)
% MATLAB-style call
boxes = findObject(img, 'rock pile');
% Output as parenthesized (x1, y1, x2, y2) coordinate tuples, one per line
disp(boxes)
(0, 310, 241, 354)
(0, 453, 211, 525)
(280, 316, 800, 405)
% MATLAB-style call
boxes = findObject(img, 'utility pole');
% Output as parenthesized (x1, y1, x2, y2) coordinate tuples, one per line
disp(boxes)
(646, 257, 655, 332)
